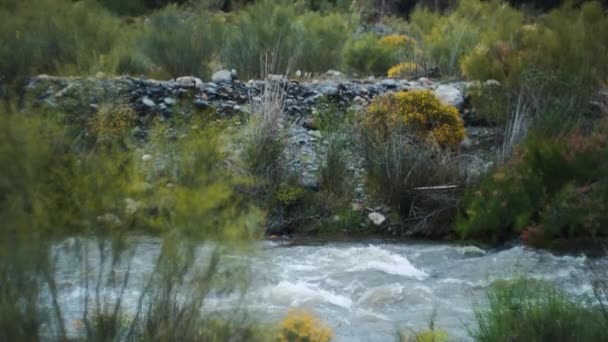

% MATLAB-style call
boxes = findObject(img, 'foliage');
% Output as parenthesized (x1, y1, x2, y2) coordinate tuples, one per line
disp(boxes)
(365, 90, 465, 149)
(470, 278, 608, 342)
(223, 0, 300, 79)
(295, 12, 354, 73)
(277, 309, 333, 342)
(276, 184, 306, 207)
(0, 0, 120, 83)
(89, 103, 138, 139)
(319, 136, 351, 200)
(0, 106, 264, 340)
(457, 122, 608, 244)
(466, 81, 509, 125)
(409, 0, 523, 77)
(141, 5, 224, 78)
(362, 129, 463, 237)
(460, 2, 608, 125)
(343, 33, 398, 76)
(388, 62, 421, 79)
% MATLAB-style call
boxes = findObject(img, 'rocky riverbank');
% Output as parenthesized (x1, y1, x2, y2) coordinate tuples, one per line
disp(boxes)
(23, 71, 500, 237)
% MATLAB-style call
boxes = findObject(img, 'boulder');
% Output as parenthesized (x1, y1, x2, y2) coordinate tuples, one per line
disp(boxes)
(434, 84, 464, 111)
(141, 97, 155, 108)
(212, 70, 233, 83)
(175, 76, 203, 88)
(368, 212, 387, 226)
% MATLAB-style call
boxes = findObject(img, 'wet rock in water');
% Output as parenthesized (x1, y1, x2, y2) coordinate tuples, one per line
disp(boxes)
(212, 70, 233, 83)
(434, 84, 464, 111)
(368, 212, 387, 226)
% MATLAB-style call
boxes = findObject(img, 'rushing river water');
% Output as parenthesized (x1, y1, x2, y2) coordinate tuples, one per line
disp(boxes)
(52, 239, 606, 341)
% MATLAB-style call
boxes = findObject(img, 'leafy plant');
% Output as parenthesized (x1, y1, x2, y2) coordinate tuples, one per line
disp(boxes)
(365, 90, 465, 149)
(277, 309, 333, 342)
(470, 278, 608, 342)
(141, 5, 224, 78)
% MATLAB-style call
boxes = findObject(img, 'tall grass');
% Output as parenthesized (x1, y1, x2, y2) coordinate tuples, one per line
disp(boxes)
(470, 278, 608, 342)
(141, 5, 224, 78)
(0, 104, 264, 340)
(0, 0, 120, 83)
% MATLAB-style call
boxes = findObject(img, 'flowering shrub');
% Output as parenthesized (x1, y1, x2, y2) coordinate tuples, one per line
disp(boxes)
(365, 90, 465, 149)
(343, 33, 398, 76)
(277, 309, 333, 342)
(387, 62, 421, 78)
(380, 34, 415, 48)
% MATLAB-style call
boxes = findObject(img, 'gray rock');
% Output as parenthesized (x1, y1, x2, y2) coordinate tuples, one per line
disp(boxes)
(368, 212, 387, 226)
(141, 97, 155, 108)
(175, 76, 203, 88)
(212, 70, 233, 83)
(434, 84, 464, 111)
(164, 97, 177, 106)
(381, 79, 398, 88)
(319, 84, 338, 96)
(230, 69, 238, 79)
(193, 98, 211, 109)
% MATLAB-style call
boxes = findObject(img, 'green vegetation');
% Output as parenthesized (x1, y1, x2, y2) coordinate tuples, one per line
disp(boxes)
(457, 121, 608, 246)
(0, 103, 263, 340)
(470, 278, 608, 342)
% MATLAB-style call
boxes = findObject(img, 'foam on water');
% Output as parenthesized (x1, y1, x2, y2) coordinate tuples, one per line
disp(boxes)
(259, 280, 353, 309)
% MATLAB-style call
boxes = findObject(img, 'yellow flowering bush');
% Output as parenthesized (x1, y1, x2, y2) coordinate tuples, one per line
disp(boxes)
(380, 34, 415, 48)
(365, 90, 465, 149)
(387, 62, 421, 78)
(277, 309, 333, 342)
(89, 103, 137, 138)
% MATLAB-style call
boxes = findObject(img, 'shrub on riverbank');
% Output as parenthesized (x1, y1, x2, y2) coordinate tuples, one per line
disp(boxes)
(278, 309, 333, 342)
(470, 278, 608, 342)
(365, 90, 465, 149)
(0, 106, 264, 340)
(457, 121, 608, 245)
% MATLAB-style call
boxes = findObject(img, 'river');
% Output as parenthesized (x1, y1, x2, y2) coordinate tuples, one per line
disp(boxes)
(51, 238, 606, 341)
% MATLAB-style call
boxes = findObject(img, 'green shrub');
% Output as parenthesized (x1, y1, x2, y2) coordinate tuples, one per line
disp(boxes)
(364, 90, 466, 149)
(362, 129, 462, 237)
(343, 33, 398, 76)
(457, 121, 608, 244)
(410, 0, 523, 77)
(470, 278, 608, 342)
(0, 0, 120, 83)
(461, 2, 608, 125)
(319, 136, 351, 200)
(223, 0, 301, 79)
(467, 81, 510, 125)
(0, 106, 264, 341)
(141, 5, 224, 78)
(295, 12, 354, 73)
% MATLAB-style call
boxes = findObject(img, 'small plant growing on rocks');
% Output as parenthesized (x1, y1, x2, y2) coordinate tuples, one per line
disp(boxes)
(277, 309, 333, 342)
(89, 103, 137, 139)
(387, 62, 421, 79)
